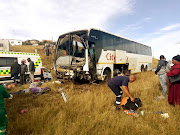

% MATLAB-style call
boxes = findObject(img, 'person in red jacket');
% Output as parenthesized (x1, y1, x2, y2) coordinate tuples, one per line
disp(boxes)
(167, 55, 180, 106)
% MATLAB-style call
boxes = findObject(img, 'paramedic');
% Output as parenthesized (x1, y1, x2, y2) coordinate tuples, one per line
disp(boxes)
(20, 60, 28, 85)
(108, 74, 136, 111)
(0, 85, 12, 135)
(27, 58, 35, 83)
(10, 60, 20, 83)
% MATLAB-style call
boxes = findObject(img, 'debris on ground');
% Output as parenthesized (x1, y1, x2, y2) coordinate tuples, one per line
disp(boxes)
(59, 88, 67, 103)
(20, 109, 29, 114)
(124, 110, 139, 117)
(161, 113, 169, 119)
(155, 95, 166, 101)
(154, 111, 164, 114)
(3, 83, 17, 89)
(29, 82, 42, 88)
(52, 80, 62, 84)
(154, 111, 169, 118)
(139, 111, 144, 115)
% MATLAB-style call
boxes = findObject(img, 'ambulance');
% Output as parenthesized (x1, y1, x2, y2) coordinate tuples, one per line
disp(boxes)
(0, 52, 52, 83)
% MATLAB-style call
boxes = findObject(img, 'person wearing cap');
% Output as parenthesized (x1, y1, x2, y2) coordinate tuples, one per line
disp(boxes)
(20, 60, 28, 85)
(167, 55, 180, 106)
(108, 74, 136, 111)
(155, 55, 171, 98)
(10, 60, 20, 83)
(0, 85, 13, 135)
(27, 58, 35, 83)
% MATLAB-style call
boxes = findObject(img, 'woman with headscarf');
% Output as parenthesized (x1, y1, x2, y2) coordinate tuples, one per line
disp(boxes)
(167, 55, 180, 106)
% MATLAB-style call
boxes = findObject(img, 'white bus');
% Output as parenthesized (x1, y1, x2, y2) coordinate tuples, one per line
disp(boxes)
(54, 29, 152, 81)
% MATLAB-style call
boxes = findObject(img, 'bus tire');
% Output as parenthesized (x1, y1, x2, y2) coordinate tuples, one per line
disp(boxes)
(141, 65, 145, 72)
(26, 76, 31, 83)
(103, 69, 111, 82)
(145, 65, 148, 72)
(44, 78, 49, 83)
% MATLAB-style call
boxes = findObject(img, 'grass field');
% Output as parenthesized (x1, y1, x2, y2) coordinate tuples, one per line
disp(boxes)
(4, 46, 180, 135)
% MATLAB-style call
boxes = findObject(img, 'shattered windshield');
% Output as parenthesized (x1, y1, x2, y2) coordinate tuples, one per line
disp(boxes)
(73, 41, 85, 57)
(57, 32, 87, 58)
(57, 40, 85, 58)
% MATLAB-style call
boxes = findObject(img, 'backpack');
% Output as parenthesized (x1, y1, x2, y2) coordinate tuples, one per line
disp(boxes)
(120, 97, 142, 111)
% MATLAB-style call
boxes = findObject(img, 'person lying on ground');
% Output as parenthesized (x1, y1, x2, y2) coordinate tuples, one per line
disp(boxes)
(11, 87, 51, 95)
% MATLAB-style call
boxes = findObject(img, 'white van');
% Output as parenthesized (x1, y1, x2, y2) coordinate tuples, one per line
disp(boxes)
(0, 51, 52, 83)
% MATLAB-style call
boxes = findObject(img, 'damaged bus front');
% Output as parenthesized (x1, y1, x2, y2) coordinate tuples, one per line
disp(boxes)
(55, 29, 152, 82)
(54, 30, 96, 81)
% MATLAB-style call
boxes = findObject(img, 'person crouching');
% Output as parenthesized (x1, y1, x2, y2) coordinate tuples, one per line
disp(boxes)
(108, 74, 136, 111)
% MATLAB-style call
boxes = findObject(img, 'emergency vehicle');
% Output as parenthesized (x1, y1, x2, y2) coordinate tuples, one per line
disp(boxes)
(54, 29, 152, 81)
(0, 52, 52, 83)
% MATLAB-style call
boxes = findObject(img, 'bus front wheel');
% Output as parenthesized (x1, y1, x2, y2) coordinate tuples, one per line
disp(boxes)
(103, 70, 111, 82)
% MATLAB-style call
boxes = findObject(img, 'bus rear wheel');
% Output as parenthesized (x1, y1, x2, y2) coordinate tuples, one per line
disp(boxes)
(144, 66, 148, 72)
(141, 65, 145, 72)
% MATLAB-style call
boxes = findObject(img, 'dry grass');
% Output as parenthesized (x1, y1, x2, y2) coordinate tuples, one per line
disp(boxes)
(152, 58, 158, 68)
(4, 46, 180, 135)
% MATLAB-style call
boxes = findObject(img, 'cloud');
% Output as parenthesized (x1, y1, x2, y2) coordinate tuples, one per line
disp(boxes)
(142, 29, 180, 60)
(160, 23, 180, 31)
(0, 0, 134, 41)
(144, 17, 152, 22)
(116, 17, 152, 37)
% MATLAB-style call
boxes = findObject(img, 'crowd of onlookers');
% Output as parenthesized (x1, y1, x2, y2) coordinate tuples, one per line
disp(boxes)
(155, 55, 180, 106)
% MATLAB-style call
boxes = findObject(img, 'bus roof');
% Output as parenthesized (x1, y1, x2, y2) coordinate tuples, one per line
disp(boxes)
(58, 28, 150, 48)
(90, 28, 150, 48)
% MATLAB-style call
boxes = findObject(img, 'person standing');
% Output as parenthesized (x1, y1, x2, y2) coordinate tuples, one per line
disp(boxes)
(108, 74, 136, 111)
(0, 85, 12, 135)
(20, 60, 28, 85)
(27, 58, 35, 83)
(10, 60, 20, 83)
(155, 55, 170, 98)
(44, 44, 50, 56)
(167, 55, 180, 106)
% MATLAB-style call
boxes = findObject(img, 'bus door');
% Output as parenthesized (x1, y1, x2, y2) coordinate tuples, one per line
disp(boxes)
(115, 50, 127, 64)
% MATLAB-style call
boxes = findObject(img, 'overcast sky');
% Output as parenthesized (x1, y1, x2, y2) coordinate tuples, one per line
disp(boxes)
(0, 0, 180, 60)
